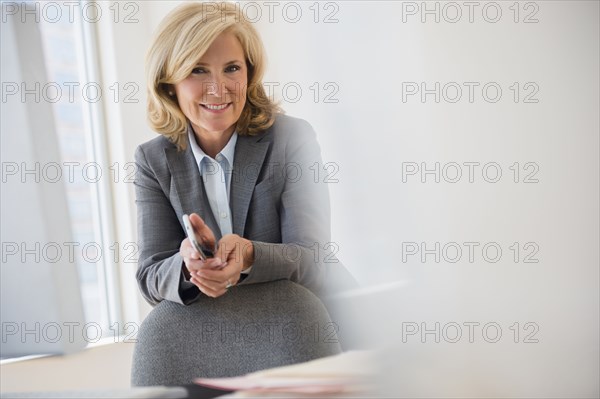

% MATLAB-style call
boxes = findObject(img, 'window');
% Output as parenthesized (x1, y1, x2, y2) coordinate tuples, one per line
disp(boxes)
(36, 3, 122, 335)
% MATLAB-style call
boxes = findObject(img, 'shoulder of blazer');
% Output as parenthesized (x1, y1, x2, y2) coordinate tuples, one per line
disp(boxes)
(135, 134, 187, 179)
(270, 113, 315, 137)
(137, 134, 178, 159)
(259, 113, 318, 153)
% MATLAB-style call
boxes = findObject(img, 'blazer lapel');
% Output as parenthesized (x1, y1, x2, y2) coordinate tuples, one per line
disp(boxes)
(165, 142, 222, 239)
(230, 134, 270, 236)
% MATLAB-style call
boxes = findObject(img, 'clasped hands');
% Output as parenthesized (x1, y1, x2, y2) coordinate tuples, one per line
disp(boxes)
(180, 213, 254, 298)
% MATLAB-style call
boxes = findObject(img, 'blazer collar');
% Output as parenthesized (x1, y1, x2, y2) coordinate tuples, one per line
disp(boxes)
(230, 133, 270, 235)
(164, 137, 221, 238)
(164, 128, 270, 239)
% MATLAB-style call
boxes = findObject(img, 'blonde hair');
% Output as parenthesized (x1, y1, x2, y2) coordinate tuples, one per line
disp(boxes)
(145, 2, 281, 150)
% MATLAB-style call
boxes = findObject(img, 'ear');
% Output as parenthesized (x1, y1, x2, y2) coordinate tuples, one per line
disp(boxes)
(161, 83, 176, 97)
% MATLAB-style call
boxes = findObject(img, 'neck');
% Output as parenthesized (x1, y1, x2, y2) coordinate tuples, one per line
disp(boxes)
(192, 124, 235, 159)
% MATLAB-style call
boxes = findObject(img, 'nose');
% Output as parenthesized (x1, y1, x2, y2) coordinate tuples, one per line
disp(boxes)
(205, 73, 228, 99)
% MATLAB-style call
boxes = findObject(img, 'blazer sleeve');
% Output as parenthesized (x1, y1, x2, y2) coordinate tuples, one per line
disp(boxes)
(133, 144, 201, 306)
(237, 120, 335, 296)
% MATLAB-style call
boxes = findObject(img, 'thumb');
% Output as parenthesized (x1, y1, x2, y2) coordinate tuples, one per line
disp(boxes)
(215, 235, 236, 264)
(189, 213, 206, 231)
(190, 213, 216, 250)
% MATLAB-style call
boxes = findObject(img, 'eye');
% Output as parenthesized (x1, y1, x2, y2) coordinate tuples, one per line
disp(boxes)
(191, 67, 207, 74)
(225, 65, 241, 73)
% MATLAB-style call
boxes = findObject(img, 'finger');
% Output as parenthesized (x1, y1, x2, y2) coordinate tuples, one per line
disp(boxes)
(200, 257, 226, 269)
(181, 237, 190, 249)
(193, 274, 224, 291)
(191, 276, 226, 297)
(215, 235, 237, 264)
(192, 270, 222, 284)
(190, 275, 218, 296)
(196, 268, 238, 287)
(189, 247, 200, 260)
(195, 266, 229, 281)
(181, 238, 201, 261)
(196, 284, 223, 298)
(187, 258, 225, 272)
(185, 258, 209, 272)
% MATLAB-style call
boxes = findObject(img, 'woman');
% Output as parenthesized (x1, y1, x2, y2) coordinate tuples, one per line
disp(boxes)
(135, 2, 343, 307)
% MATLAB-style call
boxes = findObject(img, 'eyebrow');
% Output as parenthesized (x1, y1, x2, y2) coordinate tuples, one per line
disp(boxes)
(195, 60, 244, 66)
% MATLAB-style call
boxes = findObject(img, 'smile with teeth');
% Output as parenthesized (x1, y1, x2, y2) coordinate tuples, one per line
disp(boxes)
(201, 103, 230, 110)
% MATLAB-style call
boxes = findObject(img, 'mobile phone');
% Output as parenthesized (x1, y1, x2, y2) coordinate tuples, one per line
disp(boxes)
(182, 214, 214, 261)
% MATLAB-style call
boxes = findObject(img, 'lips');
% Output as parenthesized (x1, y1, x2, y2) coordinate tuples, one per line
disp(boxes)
(201, 103, 231, 111)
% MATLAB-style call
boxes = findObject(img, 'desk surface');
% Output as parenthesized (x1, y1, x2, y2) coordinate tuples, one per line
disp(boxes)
(0, 385, 232, 399)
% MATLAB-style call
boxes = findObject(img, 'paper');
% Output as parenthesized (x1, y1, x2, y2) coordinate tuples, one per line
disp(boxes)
(193, 351, 374, 396)
(194, 376, 351, 394)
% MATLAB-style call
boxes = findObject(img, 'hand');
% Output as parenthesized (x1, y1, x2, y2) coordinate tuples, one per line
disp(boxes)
(180, 213, 226, 287)
(192, 234, 254, 298)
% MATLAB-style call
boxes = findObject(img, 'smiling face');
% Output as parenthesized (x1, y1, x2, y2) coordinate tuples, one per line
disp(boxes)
(173, 30, 248, 141)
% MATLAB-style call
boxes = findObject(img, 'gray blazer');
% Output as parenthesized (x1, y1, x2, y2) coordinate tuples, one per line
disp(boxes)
(134, 114, 343, 306)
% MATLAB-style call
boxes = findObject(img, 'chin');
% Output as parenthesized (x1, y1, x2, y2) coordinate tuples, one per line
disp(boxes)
(198, 122, 236, 135)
